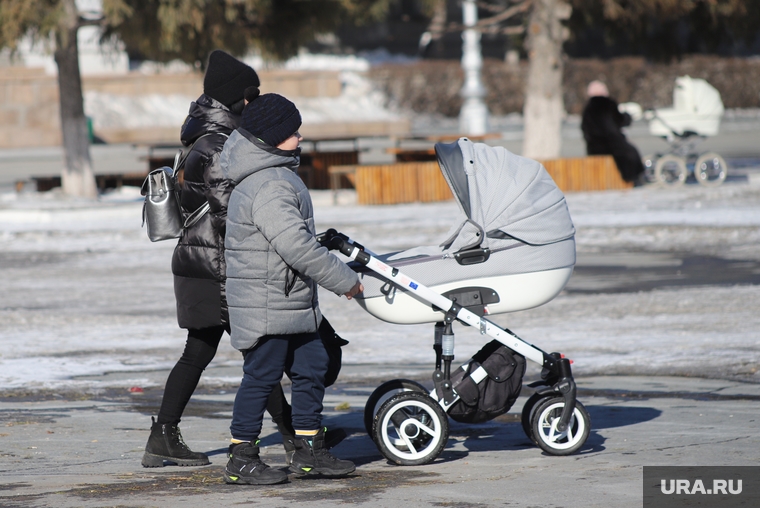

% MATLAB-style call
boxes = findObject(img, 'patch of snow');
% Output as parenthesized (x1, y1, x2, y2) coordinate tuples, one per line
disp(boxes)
(83, 66, 404, 131)
(85, 92, 193, 130)
(244, 48, 417, 72)
(298, 71, 404, 123)
(1, 183, 760, 391)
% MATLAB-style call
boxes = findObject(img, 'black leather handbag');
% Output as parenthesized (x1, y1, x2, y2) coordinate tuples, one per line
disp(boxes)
(140, 133, 225, 242)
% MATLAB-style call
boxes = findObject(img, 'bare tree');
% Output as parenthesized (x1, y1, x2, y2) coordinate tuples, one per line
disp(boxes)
(0, 0, 113, 197)
(416, 0, 569, 158)
(53, 0, 99, 198)
(522, 0, 571, 159)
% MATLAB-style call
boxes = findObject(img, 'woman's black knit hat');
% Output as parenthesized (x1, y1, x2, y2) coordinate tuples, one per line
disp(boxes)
(203, 50, 260, 107)
(241, 90, 302, 147)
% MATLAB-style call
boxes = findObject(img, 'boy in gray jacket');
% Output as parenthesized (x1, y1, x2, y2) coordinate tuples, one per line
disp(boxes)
(221, 90, 362, 485)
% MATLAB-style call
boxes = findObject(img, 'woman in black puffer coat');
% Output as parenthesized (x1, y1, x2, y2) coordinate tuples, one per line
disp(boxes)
(143, 51, 267, 468)
(143, 51, 347, 469)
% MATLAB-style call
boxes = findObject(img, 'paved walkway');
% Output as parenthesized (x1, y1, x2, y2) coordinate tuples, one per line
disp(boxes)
(2, 374, 759, 507)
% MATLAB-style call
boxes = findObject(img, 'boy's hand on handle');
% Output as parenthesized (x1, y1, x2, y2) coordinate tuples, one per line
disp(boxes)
(344, 282, 364, 300)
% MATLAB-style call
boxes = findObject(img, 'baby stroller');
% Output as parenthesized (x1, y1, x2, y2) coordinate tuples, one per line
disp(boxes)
(639, 75, 727, 186)
(318, 138, 590, 466)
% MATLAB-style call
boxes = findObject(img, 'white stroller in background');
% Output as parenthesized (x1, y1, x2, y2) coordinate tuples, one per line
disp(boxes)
(632, 75, 727, 186)
(318, 138, 590, 466)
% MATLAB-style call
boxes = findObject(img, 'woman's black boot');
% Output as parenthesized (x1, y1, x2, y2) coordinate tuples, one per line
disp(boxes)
(141, 417, 210, 467)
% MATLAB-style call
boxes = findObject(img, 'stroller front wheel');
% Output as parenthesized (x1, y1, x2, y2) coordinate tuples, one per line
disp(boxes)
(654, 154, 687, 186)
(372, 391, 449, 465)
(364, 379, 428, 437)
(531, 397, 591, 456)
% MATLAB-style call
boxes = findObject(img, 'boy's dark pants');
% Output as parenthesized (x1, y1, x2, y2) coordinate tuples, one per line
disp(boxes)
(230, 332, 328, 442)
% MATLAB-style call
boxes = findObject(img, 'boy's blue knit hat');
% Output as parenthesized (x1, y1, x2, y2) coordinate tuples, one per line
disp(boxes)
(241, 89, 302, 147)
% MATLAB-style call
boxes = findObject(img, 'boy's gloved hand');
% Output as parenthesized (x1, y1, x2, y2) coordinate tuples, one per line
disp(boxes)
(344, 282, 364, 300)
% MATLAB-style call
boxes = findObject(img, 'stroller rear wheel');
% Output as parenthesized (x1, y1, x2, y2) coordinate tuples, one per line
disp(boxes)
(372, 391, 449, 465)
(694, 152, 727, 187)
(364, 379, 428, 437)
(520, 392, 548, 443)
(531, 397, 590, 456)
(654, 154, 687, 186)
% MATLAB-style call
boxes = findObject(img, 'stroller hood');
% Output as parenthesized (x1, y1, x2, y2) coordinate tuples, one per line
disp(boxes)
(436, 138, 575, 252)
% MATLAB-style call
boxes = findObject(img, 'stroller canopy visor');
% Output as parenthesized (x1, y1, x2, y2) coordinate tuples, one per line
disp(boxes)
(435, 138, 575, 252)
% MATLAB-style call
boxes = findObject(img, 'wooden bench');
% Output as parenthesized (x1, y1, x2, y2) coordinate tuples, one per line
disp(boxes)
(301, 150, 359, 189)
(327, 165, 358, 204)
(329, 155, 631, 206)
(540, 155, 632, 192)
(330, 162, 451, 205)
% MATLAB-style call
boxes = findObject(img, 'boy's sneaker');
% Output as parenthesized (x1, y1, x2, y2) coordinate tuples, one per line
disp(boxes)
(141, 417, 210, 467)
(224, 442, 288, 485)
(290, 428, 355, 477)
(282, 427, 348, 466)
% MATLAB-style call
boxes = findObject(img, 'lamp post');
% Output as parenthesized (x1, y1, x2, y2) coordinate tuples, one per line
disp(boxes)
(458, 0, 489, 136)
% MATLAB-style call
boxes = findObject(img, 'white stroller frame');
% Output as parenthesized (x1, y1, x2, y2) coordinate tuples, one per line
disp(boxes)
(317, 139, 591, 465)
(640, 75, 728, 187)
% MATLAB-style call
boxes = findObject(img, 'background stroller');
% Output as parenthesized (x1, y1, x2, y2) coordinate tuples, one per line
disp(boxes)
(319, 138, 590, 466)
(624, 75, 727, 186)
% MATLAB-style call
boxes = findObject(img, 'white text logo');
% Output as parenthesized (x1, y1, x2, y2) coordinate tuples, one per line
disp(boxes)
(660, 479, 742, 495)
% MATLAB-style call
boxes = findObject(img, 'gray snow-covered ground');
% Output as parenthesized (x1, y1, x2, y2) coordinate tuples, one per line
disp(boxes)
(1, 182, 759, 393)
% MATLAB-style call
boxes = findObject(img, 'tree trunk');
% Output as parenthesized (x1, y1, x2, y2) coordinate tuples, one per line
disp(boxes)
(521, 0, 571, 160)
(54, 0, 97, 198)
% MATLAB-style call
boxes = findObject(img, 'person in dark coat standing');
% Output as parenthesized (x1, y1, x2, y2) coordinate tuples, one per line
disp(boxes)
(142, 50, 279, 468)
(581, 80, 645, 184)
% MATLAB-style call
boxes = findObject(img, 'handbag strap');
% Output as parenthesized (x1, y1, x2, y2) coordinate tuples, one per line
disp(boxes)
(175, 131, 230, 231)
(183, 201, 210, 229)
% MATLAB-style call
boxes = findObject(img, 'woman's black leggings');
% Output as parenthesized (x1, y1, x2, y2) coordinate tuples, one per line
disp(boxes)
(157, 325, 294, 434)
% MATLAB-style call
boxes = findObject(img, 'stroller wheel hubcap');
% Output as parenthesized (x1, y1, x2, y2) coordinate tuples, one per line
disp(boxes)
(402, 422, 421, 439)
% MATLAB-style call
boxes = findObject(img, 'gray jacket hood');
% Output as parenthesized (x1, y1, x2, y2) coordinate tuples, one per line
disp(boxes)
(221, 128, 300, 185)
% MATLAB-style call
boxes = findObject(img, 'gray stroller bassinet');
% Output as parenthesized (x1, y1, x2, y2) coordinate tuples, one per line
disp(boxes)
(355, 137, 576, 324)
(318, 138, 589, 465)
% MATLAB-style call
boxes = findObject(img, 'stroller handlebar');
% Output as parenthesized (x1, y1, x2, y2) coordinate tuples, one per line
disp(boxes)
(316, 229, 370, 264)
